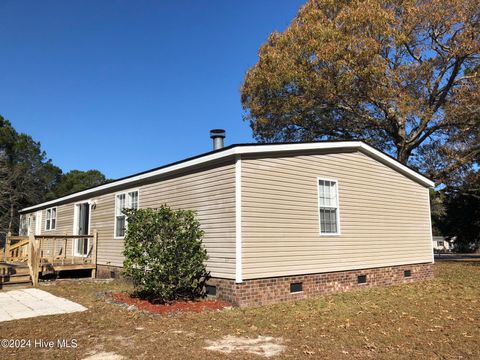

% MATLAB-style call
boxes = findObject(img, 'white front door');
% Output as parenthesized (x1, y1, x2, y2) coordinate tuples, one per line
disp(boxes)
(73, 203, 91, 257)
(27, 214, 33, 236)
(28, 210, 42, 235)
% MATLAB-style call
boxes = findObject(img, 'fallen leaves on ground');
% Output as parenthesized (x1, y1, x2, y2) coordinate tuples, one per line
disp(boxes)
(0, 263, 479, 359)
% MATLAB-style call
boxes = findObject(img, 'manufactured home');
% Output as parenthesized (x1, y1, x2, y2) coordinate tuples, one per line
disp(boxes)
(433, 236, 452, 252)
(13, 131, 435, 306)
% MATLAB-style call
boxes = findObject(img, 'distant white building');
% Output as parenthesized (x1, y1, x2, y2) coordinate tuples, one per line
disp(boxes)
(433, 236, 451, 252)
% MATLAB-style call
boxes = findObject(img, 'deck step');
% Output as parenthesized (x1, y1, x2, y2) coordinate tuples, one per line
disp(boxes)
(0, 274, 31, 284)
(0, 281, 32, 290)
(0, 263, 32, 289)
(0, 264, 30, 276)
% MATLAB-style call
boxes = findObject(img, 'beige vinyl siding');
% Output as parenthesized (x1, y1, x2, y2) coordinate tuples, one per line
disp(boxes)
(40, 204, 74, 236)
(24, 197, 118, 265)
(23, 205, 74, 237)
(241, 150, 433, 279)
(139, 162, 236, 278)
(85, 161, 236, 278)
(24, 204, 76, 258)
(19, 162, 236, 279)
(90, 192, 117, 266)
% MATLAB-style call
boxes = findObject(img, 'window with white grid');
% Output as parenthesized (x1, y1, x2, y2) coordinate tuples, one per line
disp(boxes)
(45, 207, 57, 231)
(114, 191, 138, 238)
(318, 179, 340, 235)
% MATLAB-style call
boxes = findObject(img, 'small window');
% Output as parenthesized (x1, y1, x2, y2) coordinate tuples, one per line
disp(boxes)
(404, 270, 412, 278)
(115, 190, 139, 238)
(290, 282, 303, 293)
(45, 207, 57, 231)
(357, 275, 367, 284)
(437, 241, 444, 247)
(318, 179, 340, 235)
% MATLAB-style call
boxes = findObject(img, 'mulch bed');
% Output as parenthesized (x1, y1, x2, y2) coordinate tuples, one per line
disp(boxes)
(112, 292, 231, 314)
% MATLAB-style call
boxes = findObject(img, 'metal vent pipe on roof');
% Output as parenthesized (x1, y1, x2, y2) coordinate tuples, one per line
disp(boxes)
(210, 129, 226, 150)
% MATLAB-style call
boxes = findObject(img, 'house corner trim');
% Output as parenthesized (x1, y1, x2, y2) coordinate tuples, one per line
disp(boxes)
(235, 155, 242, 283)
(427, 188, 434, 263)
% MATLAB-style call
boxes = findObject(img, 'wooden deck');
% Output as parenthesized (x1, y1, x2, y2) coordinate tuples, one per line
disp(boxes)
(1, 231, 98, 287)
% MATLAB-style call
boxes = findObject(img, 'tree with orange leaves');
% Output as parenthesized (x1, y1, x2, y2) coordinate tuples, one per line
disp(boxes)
(241, 0, 479, 184)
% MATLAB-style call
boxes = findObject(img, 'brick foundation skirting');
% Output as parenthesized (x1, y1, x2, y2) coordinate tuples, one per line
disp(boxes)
(95, 263, 433, 307)
(96, 264, 123, 279)
(208, 263, 434, 307)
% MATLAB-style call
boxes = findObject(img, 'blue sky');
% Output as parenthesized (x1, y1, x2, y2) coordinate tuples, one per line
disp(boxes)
(0, 0, 305, 179)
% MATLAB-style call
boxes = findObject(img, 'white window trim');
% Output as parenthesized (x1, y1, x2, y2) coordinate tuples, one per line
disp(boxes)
(27, 215, 32, 236)
(317, 177, 341, 236)
(114, 189, 140, 240)
(72, 200, 93, 257)
(19, 214, 28, 236)
(44, 207, 57, 231)
(72, 201, 92, 236)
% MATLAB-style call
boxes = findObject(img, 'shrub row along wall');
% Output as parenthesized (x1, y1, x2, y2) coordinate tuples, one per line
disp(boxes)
(207, 263, 434, 307)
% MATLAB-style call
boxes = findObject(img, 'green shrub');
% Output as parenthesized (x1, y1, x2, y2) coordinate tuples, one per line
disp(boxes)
(122, 205, 209, 303)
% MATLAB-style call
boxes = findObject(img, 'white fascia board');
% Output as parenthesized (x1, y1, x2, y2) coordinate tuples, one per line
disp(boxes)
(20, 141, 433, 213)
(234, 141, 434, 187)
(20, 147, 237, 212)
(357, 143, 435, 188)
(236, 141, 362, 155)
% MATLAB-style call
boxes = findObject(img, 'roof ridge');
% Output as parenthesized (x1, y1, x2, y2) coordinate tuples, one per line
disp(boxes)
(20, 141, 433, 213)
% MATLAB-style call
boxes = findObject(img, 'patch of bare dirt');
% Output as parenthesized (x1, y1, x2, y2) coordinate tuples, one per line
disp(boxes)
(81, 351, 125, 360)
(204, 335, 285, 357)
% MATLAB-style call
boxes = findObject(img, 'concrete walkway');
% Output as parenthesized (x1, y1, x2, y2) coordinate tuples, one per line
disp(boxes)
(0, 288, 87, 322)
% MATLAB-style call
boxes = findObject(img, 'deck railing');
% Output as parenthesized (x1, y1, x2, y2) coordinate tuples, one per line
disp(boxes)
(2, 230, 98, 285)
(3, 235, 29, 262)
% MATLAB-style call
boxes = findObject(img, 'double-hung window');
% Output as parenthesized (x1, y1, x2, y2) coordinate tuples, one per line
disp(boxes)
(318, 179, 340, 235)
(45, 207, 57, 231)
(115, 190, 139, 238)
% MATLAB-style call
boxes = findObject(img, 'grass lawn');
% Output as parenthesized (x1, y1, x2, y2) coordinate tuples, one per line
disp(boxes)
(1, 262, 479, 359)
